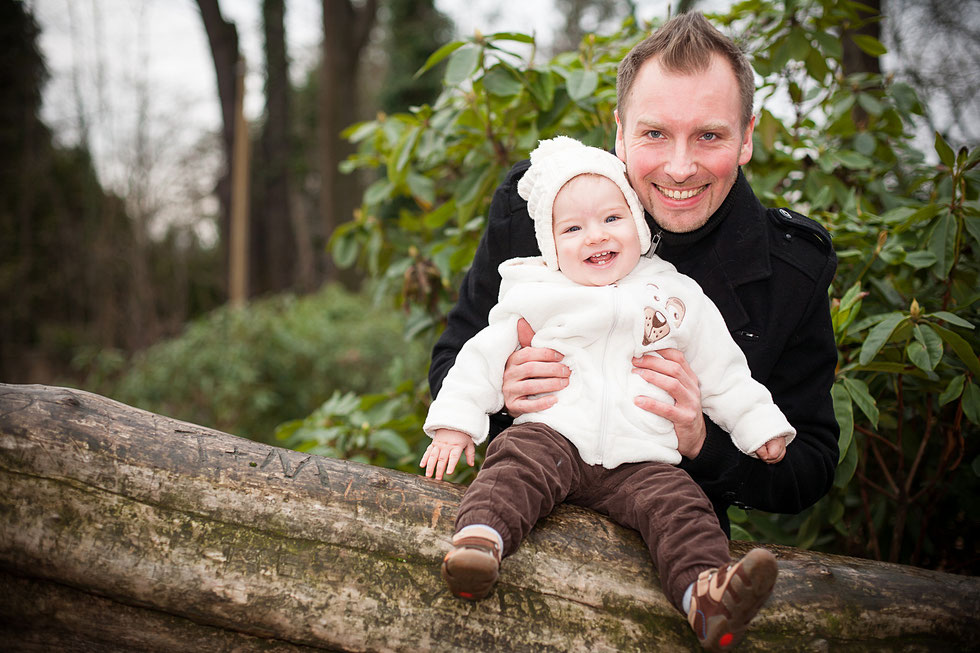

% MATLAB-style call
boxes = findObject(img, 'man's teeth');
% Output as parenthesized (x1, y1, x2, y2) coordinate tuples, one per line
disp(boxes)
(657, 185, 705, 200)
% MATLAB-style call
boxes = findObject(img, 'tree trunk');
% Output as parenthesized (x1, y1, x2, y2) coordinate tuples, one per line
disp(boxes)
(197, 0, 240, 298)
(0, 384, 976, 652)
(256, 0, 308, 296)
(841, 0, 882, 129)
(319, 0, 377, 283)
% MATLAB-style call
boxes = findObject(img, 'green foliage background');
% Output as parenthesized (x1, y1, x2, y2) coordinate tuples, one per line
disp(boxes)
(84, 284, 430, 447)
(315, 0, 979, 572)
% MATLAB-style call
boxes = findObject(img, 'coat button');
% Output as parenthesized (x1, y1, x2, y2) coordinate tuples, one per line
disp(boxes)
(779, 208, 792, 219)
(784, 233, 793, 241)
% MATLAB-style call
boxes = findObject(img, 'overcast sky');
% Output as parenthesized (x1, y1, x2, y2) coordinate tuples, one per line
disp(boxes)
(29, 1, 578, 139)
(28, 1, 702, 141)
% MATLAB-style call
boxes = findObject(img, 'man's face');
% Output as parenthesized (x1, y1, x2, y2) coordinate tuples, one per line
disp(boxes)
(615, 53, 755, 233)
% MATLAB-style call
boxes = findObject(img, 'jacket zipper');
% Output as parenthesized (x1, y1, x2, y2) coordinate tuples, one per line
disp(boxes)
(595, 286, 620, 466)
(648, 229, 663, 256)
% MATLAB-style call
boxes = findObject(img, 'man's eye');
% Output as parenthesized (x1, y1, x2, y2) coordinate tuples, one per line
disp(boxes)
(702, 132, 718, 141)
(646, 130, 663, 139)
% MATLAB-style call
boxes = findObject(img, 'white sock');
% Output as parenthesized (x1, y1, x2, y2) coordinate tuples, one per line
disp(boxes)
(682, 581, 694, 613)
(455, 524, 504, 554)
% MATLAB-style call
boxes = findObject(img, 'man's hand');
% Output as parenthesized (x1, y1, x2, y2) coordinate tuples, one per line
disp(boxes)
(420, 428, 475, 480)
(632, 348, 707, 459)
(501, 318, 569, 417)
(755, 436, 786, 464)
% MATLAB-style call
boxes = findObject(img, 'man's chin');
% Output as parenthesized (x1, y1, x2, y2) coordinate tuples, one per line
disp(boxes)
(649, 210, 711, 234)
(640, 195, 707, 234)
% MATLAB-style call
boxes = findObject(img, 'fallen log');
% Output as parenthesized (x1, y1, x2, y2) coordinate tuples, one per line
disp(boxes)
(0, 383, 976, 652)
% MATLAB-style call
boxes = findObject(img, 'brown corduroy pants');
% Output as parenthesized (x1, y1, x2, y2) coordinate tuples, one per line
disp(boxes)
(455, 421, 732, 611)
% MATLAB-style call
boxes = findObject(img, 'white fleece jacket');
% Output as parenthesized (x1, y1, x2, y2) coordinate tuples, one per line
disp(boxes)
(423, 255, 796, 469)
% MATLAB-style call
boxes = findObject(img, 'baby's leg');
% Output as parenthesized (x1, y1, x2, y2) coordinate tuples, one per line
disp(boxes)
(454, 421, 581, 556)
(579, 463, 777, 650)
(444, 422, 580, 600)
(578, 461, 730, 611)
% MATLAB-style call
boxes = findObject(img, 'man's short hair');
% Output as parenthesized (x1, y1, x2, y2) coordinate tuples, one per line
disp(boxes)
(616, 12, 755, 131)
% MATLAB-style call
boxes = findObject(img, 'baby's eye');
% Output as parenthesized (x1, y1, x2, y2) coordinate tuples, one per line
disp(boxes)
(565, 225, 581, 233)
(604, 215, 622, 223)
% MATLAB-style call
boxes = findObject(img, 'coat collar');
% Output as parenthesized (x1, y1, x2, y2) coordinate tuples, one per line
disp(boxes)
(648, 170, 771, 331)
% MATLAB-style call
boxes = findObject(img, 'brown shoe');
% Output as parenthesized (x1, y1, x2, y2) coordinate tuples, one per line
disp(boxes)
(687, 548, 778, 651)
(441, 533, 501, 601)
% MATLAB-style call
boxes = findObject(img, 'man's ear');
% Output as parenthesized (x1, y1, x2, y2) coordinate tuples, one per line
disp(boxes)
(614, 108, 626, 162)
(738, 114, 756, 166)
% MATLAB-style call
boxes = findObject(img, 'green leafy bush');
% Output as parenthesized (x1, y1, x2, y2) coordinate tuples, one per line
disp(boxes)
(84, 284, 430, 444)
(308, 0, 978, 572)
(273, 383, 439, 476)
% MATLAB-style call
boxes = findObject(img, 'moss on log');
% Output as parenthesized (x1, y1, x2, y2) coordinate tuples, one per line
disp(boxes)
(0, 383, 977, 652)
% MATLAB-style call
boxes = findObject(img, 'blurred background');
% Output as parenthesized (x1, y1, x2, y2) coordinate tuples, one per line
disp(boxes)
(4, 0, 697, 386)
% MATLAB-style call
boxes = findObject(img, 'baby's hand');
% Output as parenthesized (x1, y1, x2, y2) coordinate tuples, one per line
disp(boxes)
(755, 436, 786, 464)
(420, 428, 475, 480)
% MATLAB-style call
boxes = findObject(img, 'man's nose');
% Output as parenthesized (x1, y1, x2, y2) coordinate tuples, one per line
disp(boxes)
(663, 141, 696, 181)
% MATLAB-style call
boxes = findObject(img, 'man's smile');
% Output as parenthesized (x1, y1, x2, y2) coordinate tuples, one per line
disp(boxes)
(655, 184, 708, 201)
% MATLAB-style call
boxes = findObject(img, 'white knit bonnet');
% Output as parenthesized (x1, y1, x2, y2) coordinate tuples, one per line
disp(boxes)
(517, 135, 651, 270)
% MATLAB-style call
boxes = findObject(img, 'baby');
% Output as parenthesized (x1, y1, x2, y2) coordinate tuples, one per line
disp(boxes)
(421, 136, 789, 651)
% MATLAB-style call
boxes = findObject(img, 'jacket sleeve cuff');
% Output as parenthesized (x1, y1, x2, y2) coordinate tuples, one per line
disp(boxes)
(729, 405, 797, 457)
(679, 418, 738, 481)
(423, 411, 489, 446)
(488, 411, 514, 439)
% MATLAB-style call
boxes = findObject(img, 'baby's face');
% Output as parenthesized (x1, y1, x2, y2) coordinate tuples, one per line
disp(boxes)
(552, 174, 642, 286)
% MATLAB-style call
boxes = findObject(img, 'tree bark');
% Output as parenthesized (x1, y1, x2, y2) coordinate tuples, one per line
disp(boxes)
(0, 384, 977, 652)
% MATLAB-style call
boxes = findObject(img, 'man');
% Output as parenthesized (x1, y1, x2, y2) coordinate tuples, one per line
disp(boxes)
(429, 11, 839, 536)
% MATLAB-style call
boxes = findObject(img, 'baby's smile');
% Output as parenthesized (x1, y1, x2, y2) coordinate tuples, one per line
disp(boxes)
(587, 251, 618, 265)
